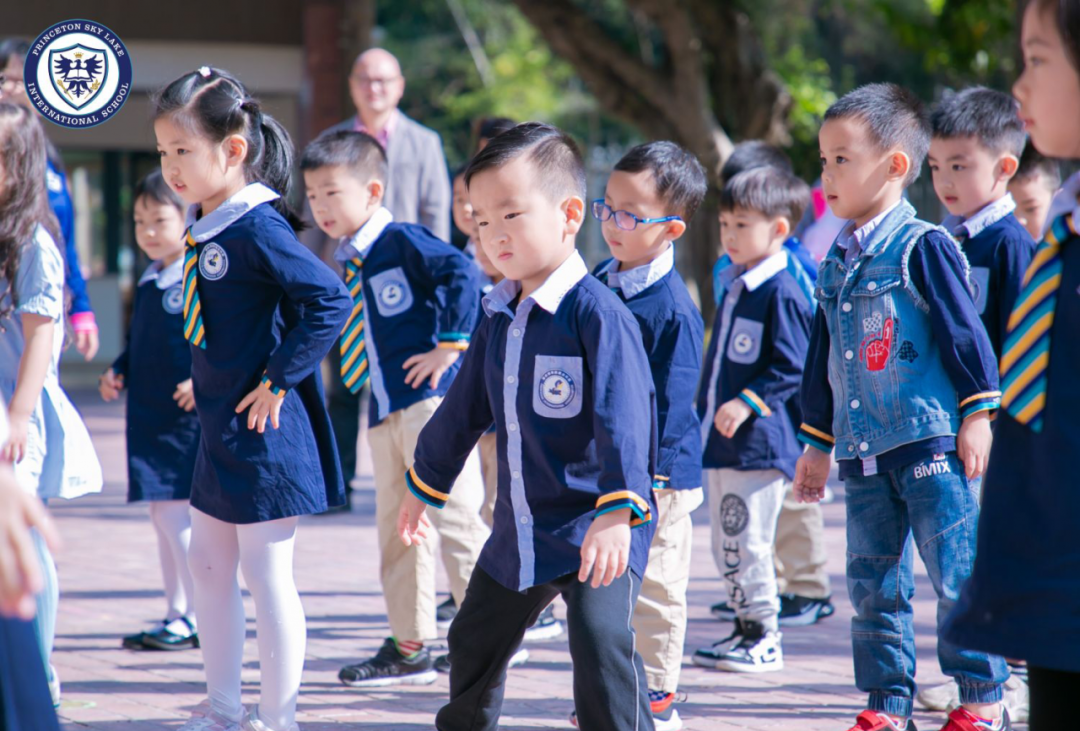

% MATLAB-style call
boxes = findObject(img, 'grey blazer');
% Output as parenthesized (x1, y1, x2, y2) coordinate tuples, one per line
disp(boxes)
(325, 112, 452, 242)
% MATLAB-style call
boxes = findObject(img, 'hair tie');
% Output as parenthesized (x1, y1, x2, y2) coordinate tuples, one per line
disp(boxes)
(240, 99, 260, 114)
(198, 66, 212, 79)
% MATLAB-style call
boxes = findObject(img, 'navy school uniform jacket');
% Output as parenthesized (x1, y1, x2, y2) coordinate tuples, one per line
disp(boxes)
(944, 193, 1080, 671)
(942, 195, 1037, 358)
(111, 257, 200, 502)
(593, 246, 704, 490)
(698, 250, 812, 479)
(404, 252, 658, 592)
(334, 207, 479, 427)
(185, 183, 352, 524)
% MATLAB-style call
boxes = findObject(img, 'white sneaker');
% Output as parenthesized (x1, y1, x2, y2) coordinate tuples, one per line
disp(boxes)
(178, 700, 245, 731)
(708, 621, 784, 673)
(1003, 672, 1030, 724)
(509, 647, 530, 668)
(917, 680, 959, 712)
(48, 664, 60, 708)
(240, 709, 299, 731)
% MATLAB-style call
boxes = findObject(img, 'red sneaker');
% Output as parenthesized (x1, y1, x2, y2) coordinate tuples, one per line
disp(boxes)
(846, 710, 915, 731)
(939, 707, 1011, 731)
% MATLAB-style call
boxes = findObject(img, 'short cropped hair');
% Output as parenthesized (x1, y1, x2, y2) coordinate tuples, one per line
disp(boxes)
(300, 130, 388, 183)
(824, 83, 930, 187)
(478, 116, 517, 142)
(1014, 138, 1062, 188)
(464, 122, 586, 203)
(720, 167, 811, 225)
(133, 169, 184, 213)
(614, 141, 708, 220)
(720, 140, 794, 183)
(930, 86, 1026, 157)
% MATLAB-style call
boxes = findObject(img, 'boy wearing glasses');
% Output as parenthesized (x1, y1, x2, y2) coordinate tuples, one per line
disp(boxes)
(692, 166, 813, 674)
(588, 141, 707, 731)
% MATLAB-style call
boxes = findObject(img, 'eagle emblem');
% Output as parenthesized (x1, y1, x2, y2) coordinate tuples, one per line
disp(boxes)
(49, 44, 107, 111)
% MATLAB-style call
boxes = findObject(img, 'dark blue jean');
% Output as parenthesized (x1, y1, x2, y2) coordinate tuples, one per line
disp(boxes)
(844, 452, 1008, 717)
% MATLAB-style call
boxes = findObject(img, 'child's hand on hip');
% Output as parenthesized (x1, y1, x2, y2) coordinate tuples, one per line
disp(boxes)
(173, 379, 196, 412)
(579, 507, 632, 588)
(957, 410, 993, 479)
(714, 397, 753, 438)
(235, 384, 285, 433)
(403, 347, 460, 390)
(397, 491, 432, 547)
(794, 447, 831, 503)
(98, 369, 123, 402)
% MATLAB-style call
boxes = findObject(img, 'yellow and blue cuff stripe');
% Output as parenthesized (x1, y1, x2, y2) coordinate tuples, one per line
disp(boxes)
(960, 390, 1000, 420)
(260, 374, 286, 397)
(651, 475, 669, 491)
(595, 490, 652, 528)
(738, 389, 772, 418)
(437, 332, 470, 351)
(405, 466, 449, 509)
(797, 423, 835, 453)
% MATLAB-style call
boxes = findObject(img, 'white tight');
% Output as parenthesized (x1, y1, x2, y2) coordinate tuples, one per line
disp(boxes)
(147, 500, 195, 623)
(188, 508, 305, 731)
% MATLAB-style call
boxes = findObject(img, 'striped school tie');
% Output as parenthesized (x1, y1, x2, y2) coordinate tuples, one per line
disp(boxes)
(182, 228, 206, 349)
(340, 257, 369, 394)
(999, 211, 1075, 431)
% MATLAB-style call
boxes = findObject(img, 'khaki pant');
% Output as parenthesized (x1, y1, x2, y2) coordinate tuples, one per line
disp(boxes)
(633, 487, 704, 694)
(478, 431, 499, 529)
(368, 397, 489, 642)
(773, 487, 831, 599)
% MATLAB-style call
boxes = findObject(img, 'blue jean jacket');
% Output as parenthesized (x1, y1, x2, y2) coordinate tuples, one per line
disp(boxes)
(815, 201, 967, 459)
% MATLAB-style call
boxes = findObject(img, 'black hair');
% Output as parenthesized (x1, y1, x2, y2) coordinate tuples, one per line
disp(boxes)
(930, 86, 1026, 157)
(1014, 137, 1062, 187)
(720, 166, 811, 226)
(464, 122, 586, 203)
(824, 83, 931, 187)
(614, 141, 708, 220)
(133, 169, 185, 214)
(0, 103, 63, 321)
(0, 38, 30, 71)
(720, 140, 794, 183)
(477, 117, 517, 143)
(1032, 0, 1080, 72)
(152, 66, 305, 231)
(300, 130, 388, 184)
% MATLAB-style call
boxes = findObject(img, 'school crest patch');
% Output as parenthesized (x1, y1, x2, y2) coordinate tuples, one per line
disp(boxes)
(538, 369, 575, 410)
(162, 284, 184, 314)
(199, 243, 228, 281)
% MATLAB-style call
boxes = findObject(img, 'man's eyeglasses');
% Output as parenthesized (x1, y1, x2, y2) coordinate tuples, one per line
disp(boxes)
(591, 200, 681, 232)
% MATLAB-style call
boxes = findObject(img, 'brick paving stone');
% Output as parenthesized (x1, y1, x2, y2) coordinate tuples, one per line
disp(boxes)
(47, 392, 1024, 730)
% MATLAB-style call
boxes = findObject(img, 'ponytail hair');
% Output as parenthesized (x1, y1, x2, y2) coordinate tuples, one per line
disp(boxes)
(151, 66, 305, 231)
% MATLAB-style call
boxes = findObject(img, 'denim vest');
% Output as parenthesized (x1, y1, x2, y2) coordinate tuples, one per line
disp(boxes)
(815, 200, 969, 460)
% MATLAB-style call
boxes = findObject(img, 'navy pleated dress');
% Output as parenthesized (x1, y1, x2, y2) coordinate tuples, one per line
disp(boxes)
(112, 257, 200, 502)
(183, 184, 352, 524)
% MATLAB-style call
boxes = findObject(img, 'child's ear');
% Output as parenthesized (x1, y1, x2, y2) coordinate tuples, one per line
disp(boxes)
(563, 196, 585, 233)
(665, 219, 687, 241)
(224, 134, 248, 169)
(774, 216, 792, 240)
(999, 154, 1020, 180)
(368, 179, 385, 203)
(887, 151, 912, 182)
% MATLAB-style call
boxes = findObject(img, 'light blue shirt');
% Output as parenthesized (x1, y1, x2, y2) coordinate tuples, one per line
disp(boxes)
(596, 245, 674, 299)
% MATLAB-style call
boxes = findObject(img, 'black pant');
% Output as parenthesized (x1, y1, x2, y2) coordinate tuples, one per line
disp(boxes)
(1029, 665, 1080, 729)
(327, 346, 362, 488)
(437, 566, 654, 731)
(0, 616, 60, 731)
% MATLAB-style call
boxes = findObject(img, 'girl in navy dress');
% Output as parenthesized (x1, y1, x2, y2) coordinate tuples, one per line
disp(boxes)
(153, 68, 351, 731)
(100, 170, 201, 652)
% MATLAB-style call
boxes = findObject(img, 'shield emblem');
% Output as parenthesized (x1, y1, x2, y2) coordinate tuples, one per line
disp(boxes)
(49, 43, 108, 111)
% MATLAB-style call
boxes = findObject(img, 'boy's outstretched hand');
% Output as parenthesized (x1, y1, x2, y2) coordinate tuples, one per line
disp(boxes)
(579, 507, 631, 588)
(236, 384, 285, 433)
(957, 410, 993, 480)
(397, 491, 433, 547)
(403, 347, 460, 390)
(793, 447, 831, 503)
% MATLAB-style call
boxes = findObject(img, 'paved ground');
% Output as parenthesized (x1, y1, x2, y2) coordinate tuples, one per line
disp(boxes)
(48, 391, 1008, 731)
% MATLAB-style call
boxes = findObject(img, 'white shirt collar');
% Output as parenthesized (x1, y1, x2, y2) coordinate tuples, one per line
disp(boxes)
(739, 250, 789, 292)
(1043, 170, 1080, 239)
(599, 245, 674, 299)
(185, 182, 280, 242)
(837, 199, 902, 251)
(138, 255, 185, 289)
(335, 207, 394, 262)
(942, 194, 1016, 239)
(483, 250, 589, 317)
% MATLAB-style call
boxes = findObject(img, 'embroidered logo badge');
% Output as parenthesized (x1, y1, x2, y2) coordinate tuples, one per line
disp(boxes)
(379, 281, 406, 308)
(538, 369, 575, 409)
(199, 243, 228, 281)
(24, 20, 133, 129)
(732, 331, 755, 356)
(860, 316, 895, 372)
(162, 284, 184, 314)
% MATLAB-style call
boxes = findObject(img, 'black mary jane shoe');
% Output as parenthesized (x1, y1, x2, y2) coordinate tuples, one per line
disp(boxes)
(140, 617, 199, 651)
(122, 619, 168, 650)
